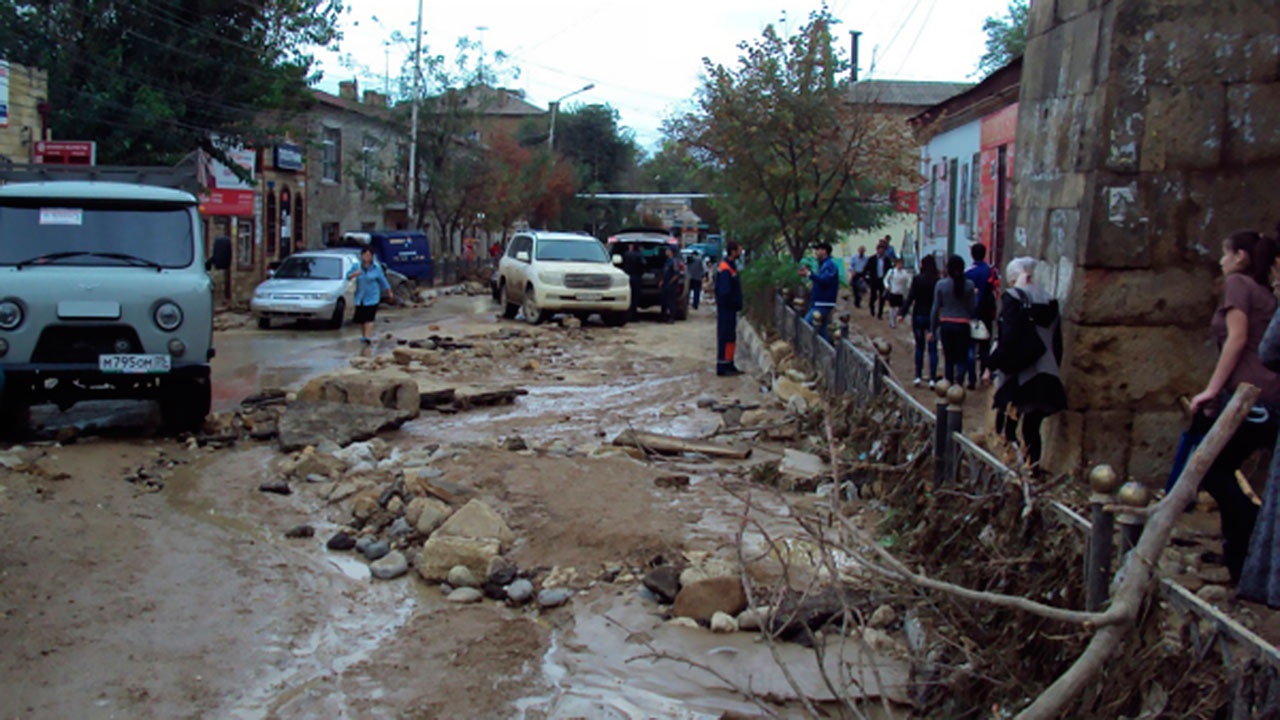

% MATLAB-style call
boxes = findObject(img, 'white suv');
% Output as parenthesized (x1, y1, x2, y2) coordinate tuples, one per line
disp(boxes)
(496, 231, 631, 326)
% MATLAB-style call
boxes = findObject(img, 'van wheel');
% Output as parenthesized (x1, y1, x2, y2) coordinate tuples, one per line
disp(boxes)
(328, 299, 346, 330)
(522, 287, 545, 325)
(257, 316, 271, 330)
(160, 375, 211, 435)
(394, 281, 415, 305)
(499, 283, 519, 319)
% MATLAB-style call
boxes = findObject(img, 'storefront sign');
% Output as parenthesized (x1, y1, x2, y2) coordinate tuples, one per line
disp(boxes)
(198, 137, 256, 217)
(273, 142, 304, 171)
(34, 140, 97, 165)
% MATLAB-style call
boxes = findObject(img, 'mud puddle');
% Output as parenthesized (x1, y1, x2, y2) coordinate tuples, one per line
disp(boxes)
(517, 591, 910, 719)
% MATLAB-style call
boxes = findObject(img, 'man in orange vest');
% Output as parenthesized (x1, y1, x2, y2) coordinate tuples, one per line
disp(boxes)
(715, 241, 744, 376)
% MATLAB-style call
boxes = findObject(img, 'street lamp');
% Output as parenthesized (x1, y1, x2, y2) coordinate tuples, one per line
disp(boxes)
(547, 83, 594, 151)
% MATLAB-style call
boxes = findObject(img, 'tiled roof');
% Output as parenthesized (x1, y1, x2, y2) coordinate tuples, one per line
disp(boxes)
(455, 86, 545, 116)
(846, 80, 974, 108)
(309, 89, 394, 122)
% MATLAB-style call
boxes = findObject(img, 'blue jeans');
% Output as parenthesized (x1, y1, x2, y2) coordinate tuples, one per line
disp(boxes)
(804, 305, 831, 341)
(911, 315, 938, 380)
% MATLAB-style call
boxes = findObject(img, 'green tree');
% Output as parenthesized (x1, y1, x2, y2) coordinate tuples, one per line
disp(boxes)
(635, 140, 707, 193)
(0, 0, 343, 165)
(669, 8, 913, 261)
(553, 103, 638, 193)
(976, 0, 1028, 77)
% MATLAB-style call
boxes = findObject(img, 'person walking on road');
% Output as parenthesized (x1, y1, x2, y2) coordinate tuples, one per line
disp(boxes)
(929, 255, 977, 385)
(902, 254, 940, 387)
(621, 243, 645, 319)
(862, 243, 891, 319)
(659, 245, 680, 323)
(347, 246, 393, 344)
(965, 243, 998, 390)
(686, 251, 705, 310)
(847, 246, 869, 308)
(715, 241, 744, 376)
(800, 242, 839, 341)
(884, 256, 912, 330)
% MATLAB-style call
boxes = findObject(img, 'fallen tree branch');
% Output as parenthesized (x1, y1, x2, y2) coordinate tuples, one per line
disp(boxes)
(613, 429, 752, 459)
(1014, 383, 1258, 720)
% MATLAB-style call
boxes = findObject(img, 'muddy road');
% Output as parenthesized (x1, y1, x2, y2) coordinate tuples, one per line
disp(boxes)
(0, 293, 907, 719)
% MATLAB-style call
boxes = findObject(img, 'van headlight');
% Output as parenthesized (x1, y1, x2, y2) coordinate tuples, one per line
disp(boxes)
(0, 299, 23, 330)
(154, 301, 183, 331)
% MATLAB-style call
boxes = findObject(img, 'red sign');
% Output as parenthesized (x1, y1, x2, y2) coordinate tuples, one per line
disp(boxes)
(198, 190, 255, 217)
(34, 140, 97, 165)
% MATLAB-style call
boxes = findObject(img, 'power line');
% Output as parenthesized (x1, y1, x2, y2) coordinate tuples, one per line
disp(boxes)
(895, 0, 940, 76)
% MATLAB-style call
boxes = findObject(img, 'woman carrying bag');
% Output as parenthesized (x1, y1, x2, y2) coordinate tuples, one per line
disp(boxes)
(1188, 230, 1280, 584)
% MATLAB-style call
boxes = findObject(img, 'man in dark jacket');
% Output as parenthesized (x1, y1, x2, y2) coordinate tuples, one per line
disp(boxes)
(862, 243, 891, 319)
(686, 251, 705, 309)
(715, 241, 744, 376)
(800, 241, 838, 341)
(659, 245, 680, 323)
(621, 244, 645, 318)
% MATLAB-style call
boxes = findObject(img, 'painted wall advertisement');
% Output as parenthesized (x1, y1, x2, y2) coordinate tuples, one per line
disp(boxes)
(198, 135, 256, 217)
(0, 59, 10, 128)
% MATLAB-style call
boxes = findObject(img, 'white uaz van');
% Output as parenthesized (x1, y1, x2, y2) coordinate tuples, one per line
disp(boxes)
(0, 181, 214, 434)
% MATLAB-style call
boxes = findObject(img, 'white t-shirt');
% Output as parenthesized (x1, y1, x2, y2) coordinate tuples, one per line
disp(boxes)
(885, 268, 912, 296)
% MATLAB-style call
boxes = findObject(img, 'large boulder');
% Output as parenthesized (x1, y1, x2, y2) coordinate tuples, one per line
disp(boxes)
(277, 401, 410, 452)
(416, 536, 501, 581)
(672, 577, 748, 623)
(392, 347, 444, 367)
(296, 370, 420, 420)
(433, 499, 515, 550)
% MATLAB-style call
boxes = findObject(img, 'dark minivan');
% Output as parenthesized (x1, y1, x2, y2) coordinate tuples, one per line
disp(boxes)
(336, 230, 434, 285)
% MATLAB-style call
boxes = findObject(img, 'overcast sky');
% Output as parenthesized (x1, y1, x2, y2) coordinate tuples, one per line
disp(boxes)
(311, 0, 1014, 153)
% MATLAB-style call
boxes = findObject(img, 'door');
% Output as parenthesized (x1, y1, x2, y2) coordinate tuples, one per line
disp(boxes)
(947, 158, 959, 257)
(994, 145, 1009, 269)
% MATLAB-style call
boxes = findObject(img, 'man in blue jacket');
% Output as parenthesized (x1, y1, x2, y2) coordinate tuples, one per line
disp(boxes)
(715, 241, 744, 376)
(800, 241, 838, 341)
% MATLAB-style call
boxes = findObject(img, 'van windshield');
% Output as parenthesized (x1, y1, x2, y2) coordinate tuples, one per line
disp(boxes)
(0, 200, 195, 268)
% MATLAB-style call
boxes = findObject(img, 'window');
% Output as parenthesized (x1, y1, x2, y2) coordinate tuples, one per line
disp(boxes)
(361, 135, 379, 186)
(236, 219, 255, 269)
(970, 154, 981, 231)
(322, 222, 341, 247)
(958, 164, 969, 225)
(322, 127, 341, 182)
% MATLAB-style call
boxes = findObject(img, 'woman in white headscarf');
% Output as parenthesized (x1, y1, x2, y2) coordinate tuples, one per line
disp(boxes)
(988, 257, 1066, 473)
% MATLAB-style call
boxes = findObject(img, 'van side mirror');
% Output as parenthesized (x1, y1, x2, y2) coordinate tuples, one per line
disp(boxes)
(209, 236, 232, 271)
(516, 251, 530, 262)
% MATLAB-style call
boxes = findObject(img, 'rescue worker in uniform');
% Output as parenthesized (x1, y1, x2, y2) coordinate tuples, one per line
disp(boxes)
(715, 241, 744, 376)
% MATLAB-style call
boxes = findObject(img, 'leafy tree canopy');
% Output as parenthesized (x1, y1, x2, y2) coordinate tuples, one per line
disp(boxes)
(0, 0, 343, 165)
(977, 0, 1028, 77)
(668, 7, 913, 261)
(553, 103, 638, 194)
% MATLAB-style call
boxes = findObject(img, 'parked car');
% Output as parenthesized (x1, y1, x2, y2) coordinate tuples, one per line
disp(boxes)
(496, 231, 631, 326)
(333, 230, 434, 285)
(680, 239, 722, 265)
(251, 250, 359, 329)
(607, 228, 689, 320)
(0, 180, 213, 434)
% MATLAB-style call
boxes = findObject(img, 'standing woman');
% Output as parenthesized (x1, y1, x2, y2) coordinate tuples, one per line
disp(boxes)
(1189, 231, 1280, 583)
(901, 254, 940, 387)
(347, 247, 392, 344)
(929, 255, 976, 385)
(988, 257, 1067, 472)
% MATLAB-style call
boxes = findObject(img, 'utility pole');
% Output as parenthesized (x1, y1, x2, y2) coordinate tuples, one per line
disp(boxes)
(407, 0, 424, 225)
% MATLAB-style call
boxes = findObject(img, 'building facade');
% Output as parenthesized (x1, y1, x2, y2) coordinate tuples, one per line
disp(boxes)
(0, 59, 48, 165)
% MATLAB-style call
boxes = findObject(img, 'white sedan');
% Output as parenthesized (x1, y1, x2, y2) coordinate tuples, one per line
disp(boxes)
(250, 250, 356, 329)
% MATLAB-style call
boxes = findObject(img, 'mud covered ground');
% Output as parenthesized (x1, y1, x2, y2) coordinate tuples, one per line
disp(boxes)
(0, 295, 908, 719)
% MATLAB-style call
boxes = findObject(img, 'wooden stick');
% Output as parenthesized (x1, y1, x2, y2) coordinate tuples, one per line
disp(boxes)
(612, 429, 752, 459)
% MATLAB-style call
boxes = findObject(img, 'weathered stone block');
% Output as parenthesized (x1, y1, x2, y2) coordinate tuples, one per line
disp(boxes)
(1226, 83, 1280, 165)
(416, 536, 501, 582)
(1068, 267, 1216, 326)
(1020, 36, 1053, 102)
(1056, 0, 1101, 23)
(1047, 208, 1083, 262)
(1134, 19, 1279, 86)
(1186, 168, 1280, 247)
(1028, 0, 1060, 42)
(1064, 325, 1214, 411)
(1140, 85, 1225, 172)
(1062, 10, 1104, 97)
(1082, 180, 1152, 269)
(296, 370, 420, 419)
(1081, 409, 1134, 472)
(1130, 410, 1189, 484)
(1042, 410, 1083, 477)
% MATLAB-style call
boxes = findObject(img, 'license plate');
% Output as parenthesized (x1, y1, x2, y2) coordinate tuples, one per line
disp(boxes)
(99, 354, 171, 374)
(577, 293, 603, 301)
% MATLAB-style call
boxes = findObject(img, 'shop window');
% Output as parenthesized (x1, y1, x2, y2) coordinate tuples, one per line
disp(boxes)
(279, 186, 293, 257)
(293, 196, 305, 252)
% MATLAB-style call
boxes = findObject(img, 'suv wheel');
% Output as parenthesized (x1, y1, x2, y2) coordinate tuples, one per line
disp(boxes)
(522, 287, 546, 325)
(160, 375, 211, 435)
(393, 280, 414, 305)
(499, 282, 519, 319)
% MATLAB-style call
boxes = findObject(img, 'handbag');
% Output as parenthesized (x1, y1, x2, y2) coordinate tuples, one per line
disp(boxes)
(969, 318, 990, 341)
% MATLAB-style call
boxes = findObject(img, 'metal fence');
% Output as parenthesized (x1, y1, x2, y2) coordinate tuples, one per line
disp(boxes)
(768, 291, 1280, 712)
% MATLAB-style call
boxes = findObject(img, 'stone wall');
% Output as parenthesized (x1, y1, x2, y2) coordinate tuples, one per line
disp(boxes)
(1008, 0, 1280, 483)
(0, 61, 47, 164)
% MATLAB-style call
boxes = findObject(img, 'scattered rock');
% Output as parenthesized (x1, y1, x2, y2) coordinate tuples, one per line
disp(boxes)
(869, 604, 898, 629)
(278, 401, 412, 452)
(258, 480, 292, 495)
(296, 371, 421, 419)
(654, 474, 690, 490)
(643, 566, 682, 604)
(284, 524, 315, 539)
(736, 607, 769, 632)
(779, 449, 829, 481)
(392, 347, 445, 367)
(447, 587, 484, 604)
(505, 579, 535, 606)
(666, 617, 700, 629)
(772, 376, 820, 409)
(370, 551, 408, 580)
(561, 316, 582, 329)
(695, 397, 716, 409)
(387, 518, 414, 539)
(433, 499, 515, 550)
(361, 540, 391, 562)
(672, 577, 747, 622)
(537, 588, 575, 609)
(542, 566, 579, 588)
(413, 497, 454, 535)
(503, 436, 529, 452)
(678, 557, 739, 586)
(327, 532, 358, 551)
(386, 496, 404, 515)
(710, 611, 739, 633)
(861, 627, 909, 658)
(448, 565, 479, 588)
(487, 556, 518, 587)
(417, 536, 502, 581)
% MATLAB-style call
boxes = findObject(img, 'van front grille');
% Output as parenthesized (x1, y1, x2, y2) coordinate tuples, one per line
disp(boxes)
(564, 274, 611, 290)
(32, 325, 144, 363)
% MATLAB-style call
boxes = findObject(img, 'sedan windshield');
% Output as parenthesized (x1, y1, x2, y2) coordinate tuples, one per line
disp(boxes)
(0, 200, 195, 267)
(535, 239, 609, 263)
(275, 256, 344, 280)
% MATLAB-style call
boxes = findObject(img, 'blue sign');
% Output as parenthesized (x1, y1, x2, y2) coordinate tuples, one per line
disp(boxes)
(273, 143, 304, 172)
